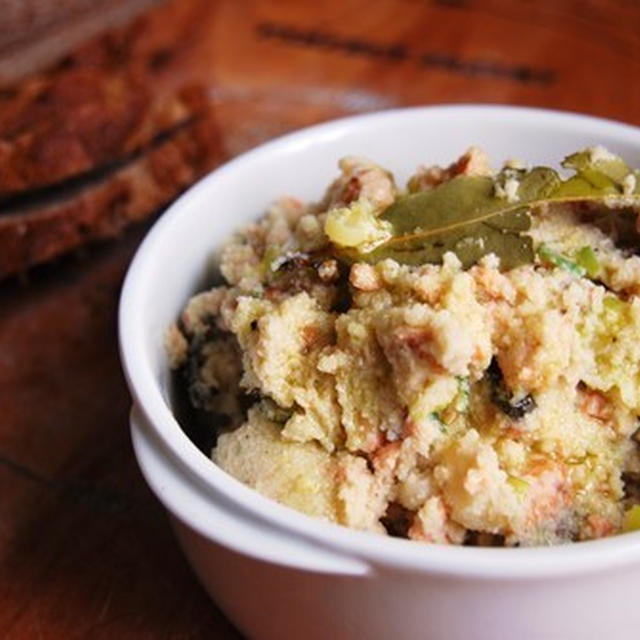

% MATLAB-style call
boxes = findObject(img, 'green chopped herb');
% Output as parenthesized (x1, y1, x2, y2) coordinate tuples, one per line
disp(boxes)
(429, 411, 448, 433)
(623, 505, 640, 532)
(454, 376, 470, 412)
(537, 244, 585, 276)
(575, 246, 600, 279)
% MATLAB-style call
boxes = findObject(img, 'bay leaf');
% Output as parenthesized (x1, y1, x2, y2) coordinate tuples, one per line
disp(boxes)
(562, 148, 633, 186)
(361, 224, 533, 270)
(329, 148, 640, 270)
(341, 174, 539, 268)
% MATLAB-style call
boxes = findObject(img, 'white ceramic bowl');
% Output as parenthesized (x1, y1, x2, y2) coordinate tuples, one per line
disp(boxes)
(119, 105, 640, 640)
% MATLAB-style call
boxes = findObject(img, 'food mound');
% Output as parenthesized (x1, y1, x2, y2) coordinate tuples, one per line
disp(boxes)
(167, 146, 640, 546)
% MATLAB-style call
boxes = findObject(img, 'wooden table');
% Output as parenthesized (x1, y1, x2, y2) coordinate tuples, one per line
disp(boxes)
(2, 0, 640, 637)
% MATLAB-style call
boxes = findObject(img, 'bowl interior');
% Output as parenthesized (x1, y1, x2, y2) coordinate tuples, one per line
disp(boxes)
(128, 105, 640, 403)
(120, 105, 640, 570)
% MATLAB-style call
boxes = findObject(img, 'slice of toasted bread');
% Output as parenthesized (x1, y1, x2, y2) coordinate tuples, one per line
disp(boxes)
(0, 78, 208, 201)
(0, 0, 213, 201)
(0, 111, 223, 280)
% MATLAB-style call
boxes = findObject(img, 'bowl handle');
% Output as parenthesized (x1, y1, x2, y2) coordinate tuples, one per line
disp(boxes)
(130, 405, 371, 577)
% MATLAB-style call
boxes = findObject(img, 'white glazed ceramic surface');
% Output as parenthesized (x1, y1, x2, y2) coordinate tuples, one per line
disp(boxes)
(120, 106, 640, 640)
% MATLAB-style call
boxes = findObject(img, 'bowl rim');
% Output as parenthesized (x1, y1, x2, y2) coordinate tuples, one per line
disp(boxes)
(119, 103, 640, 578)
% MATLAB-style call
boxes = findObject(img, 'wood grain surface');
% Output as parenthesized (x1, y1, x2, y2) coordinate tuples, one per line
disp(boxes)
(2, 0, 640, 637)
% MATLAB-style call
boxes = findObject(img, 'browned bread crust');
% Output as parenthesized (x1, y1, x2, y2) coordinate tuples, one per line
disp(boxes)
(0, 112, 223, 280)
(0, 0, 222, 281)
(0, 0, 212, 200)
(0, 74, 208, 202)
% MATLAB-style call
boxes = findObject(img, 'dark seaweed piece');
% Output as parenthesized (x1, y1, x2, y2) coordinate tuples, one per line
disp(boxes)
(172, 320, 248, 454)
(329, 259, 352, 313)
(623, 471, 640, 504)
(257, 396, 294, 424)
(183, 325, 223, 411)
(463, 530, 506, 547)
(240, 388, 262, 411)
(267, 249, 340, 296)
(170, 366, 219, 454)
(380, 502, 412, 538)
(274, 252, 312, 272)
(266, 253, 319, 298)
(485, 358, 536, 419)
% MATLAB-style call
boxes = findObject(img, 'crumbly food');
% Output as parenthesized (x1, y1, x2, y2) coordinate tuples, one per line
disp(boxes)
(168, 148, 640, 546)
